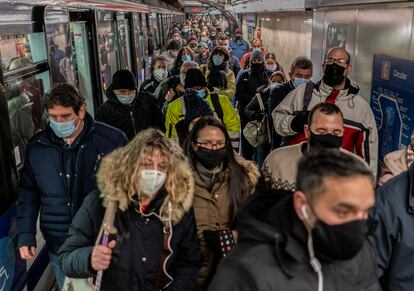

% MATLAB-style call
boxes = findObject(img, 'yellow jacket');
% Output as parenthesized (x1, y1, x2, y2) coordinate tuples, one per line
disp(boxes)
(200, 64, 236, 99)
(165, 90, 240, 144)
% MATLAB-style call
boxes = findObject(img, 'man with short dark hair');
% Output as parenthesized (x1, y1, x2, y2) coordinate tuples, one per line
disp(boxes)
(273, 47, 378, 175)
(263, 102, 366, 192)
(16, 84, 127, 290)
(268, 56, 313, 149)
(209, 149, 381, 291)
(217, 33, 241, 77)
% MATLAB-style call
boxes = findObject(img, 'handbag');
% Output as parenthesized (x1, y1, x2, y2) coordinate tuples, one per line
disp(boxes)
(243, 93, 270, 147)
(62, 200, 118, 291)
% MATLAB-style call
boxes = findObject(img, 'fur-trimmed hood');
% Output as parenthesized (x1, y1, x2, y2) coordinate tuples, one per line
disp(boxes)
(235, 154, 260, 194)
(96, 148, 195, 228)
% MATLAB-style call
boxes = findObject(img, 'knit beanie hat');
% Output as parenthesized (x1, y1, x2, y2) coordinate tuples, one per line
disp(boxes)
(183, 89, 213, 127)
(184, 68, 208, 89)
(111, 70, 136, 90)
(250, 50, 265, 63)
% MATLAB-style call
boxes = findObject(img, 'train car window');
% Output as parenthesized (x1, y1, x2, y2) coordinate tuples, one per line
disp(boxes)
(5, 70, 50, 170)
(44, 7, 76, 87)
(141, 13, 149, 58)
(116, 12, 133, 71)
(96, 10, 121, 95)
(0, 33, 47, 73)
(132, 13, 144, 87)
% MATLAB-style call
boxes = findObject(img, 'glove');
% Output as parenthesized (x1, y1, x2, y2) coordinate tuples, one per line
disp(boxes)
(203, 230, 221, 255)
(290, 110, 309, 133)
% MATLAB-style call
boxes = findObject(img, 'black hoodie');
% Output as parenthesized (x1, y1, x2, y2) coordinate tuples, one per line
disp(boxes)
(95, 85, 165, 140)
(209, 191, 381, 291)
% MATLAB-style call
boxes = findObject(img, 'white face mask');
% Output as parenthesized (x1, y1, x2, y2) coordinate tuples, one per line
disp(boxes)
(153, 68, 168, 82)
(140, 170, 167, 198)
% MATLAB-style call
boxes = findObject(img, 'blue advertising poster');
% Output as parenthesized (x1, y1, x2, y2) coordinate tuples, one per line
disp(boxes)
(370, 54, 414, 165)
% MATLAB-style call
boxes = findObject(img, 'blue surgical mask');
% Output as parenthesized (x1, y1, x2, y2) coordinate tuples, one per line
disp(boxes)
(292, 78, 308, 88)
(181, 55, 192, 62)
(116, 93, 135, 105)
(197, 89, 206, 98)
(201, 37, 206, 42)
(49, 117, 78, 138)
(212, 55, 224, 66)
(252, 47, 261, 52)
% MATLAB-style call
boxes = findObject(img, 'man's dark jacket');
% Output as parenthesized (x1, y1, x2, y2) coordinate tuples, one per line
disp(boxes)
(16, 114, 128, 253)
(209, 192, 381, 291)
(370, 164, 414, 291)
(59, 190, 202, 291)
(96, 85, 165, 140)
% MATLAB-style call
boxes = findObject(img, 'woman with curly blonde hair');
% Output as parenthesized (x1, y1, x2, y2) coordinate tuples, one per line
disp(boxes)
(59, 128, 202, 290)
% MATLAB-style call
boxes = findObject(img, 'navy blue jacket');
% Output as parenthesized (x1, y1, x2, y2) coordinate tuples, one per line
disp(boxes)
(370, 164, 414, 291)
(268, 81, 295, 149)
(16, 114, 128, 254)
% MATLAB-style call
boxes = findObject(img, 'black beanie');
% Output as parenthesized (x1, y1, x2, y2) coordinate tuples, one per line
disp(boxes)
(111, 70, 136, 90)
(185, 68, 207, 89)
(183, 89, 213, 127)
(167, 40, 181, 51)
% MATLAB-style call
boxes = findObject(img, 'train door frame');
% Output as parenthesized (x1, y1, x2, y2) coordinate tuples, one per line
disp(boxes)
(69, 10, 103, 112)
(125, 12, 139, 85)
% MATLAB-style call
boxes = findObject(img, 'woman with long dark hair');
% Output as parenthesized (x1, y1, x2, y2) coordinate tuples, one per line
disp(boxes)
(183, 116, 259, 290)
(169, 47, 195, 76)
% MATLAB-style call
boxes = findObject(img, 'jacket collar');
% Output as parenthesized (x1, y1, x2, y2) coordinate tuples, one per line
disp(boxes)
(314, 78, 360, 100)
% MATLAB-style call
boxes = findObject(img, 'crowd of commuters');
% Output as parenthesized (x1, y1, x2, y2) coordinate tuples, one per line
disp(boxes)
(14, 14, 414, 291)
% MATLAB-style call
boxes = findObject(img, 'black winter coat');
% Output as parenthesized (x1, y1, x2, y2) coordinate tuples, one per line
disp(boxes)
(139, 75, 160, 95)
(16, 114, 128, 253)
(96, 86, 165, 140)
(59, 190, 203, 291)
(209, 192, 381, 291)
(370, 164, 414, 291)
(235, 68, 271, 125)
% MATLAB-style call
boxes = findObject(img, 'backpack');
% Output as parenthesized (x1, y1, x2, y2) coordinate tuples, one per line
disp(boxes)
(180, 92, 224, 123)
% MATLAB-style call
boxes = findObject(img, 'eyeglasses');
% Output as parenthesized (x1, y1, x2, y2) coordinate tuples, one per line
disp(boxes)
(324, 58, 349, 67)
(196, 141, 226, 150)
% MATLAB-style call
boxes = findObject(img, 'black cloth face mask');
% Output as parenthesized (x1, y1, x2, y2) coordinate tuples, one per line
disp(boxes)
(194, 147, 227, 169)
(312, 218, 373, 261)
(250, 63, 264, 75)
(323, 63, 346, 87)
(308, 131, 343, 149)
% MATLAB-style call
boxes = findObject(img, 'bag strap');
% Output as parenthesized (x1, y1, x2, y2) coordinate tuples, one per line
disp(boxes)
(153, 230, 170, 291)
(302, 82, 314, 111)
(95, 200, 118, 246)
(210, 92, 224, 123)
(256, 93, 265, 112)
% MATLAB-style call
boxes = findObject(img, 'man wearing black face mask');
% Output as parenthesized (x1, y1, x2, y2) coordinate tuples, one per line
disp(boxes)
(236, 50, 271, 160)
(209, 149, 381, 291)
(263, 103, 367, 192)
(273, 47, 378, 177)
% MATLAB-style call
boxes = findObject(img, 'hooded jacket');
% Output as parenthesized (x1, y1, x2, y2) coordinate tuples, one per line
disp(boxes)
(59, 146, 202, 290)
(272, 79, 378, 176)
(95, 85, 165, 140)
(370, 164, 414, 291)
(16, 114, 128, 254)
(192, 156, 259, 288)
(209, 192, 381, 291)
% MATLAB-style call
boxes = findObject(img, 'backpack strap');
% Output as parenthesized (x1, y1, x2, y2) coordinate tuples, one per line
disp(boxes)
(256, 93, 265, 112)
(302, 82, 314, 111)
(210, 92, 224, 123)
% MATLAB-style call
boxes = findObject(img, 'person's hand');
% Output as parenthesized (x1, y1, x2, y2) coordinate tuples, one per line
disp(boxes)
(91, 240, 116, 271)
(19, 246, 36, 260)
(165, 89, 175, 102)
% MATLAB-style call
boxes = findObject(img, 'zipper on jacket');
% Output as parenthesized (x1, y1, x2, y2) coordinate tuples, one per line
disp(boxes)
(130, 108, 137, 135)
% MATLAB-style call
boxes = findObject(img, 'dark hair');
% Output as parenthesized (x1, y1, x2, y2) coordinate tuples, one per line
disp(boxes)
(217, 33, 229, 41)
(183, 116, 253, 222)
(307, 102, 343, 125)
(296, 149, 373, 201)
(266, 53, 277, 61)
(173, 47, 195, 69)
(208, 46, 230, 63)
(166, 39, 181, 51)
(150, 56, 168, 73)
(44, 83, 85, 114)
(290, 56, 313, 72)
(270, 71, 286, 83)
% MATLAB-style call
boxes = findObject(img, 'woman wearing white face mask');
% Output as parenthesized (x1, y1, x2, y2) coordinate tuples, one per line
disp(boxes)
(140, 56, 169, 95)
(60, 129, 203, 291)
(96, 70, 165, 140)
(265, 53, 284, 73)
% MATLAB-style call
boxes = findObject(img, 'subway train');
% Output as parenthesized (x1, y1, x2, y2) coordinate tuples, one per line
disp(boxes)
(0, 0, 184, 290)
